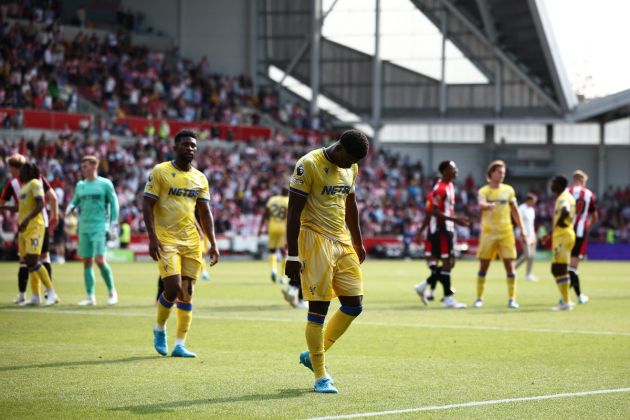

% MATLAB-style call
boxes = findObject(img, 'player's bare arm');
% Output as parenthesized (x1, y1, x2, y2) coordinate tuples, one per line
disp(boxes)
(345, 192, 366, 263)
(431, 205, 471, 226)
(556, 206, 570, 228)
(45, 187, 59, 230)
(197, 200, 220, 266)
(285, 191, 307, 282)
(19, 196, 44, 232)
(142, 195, 162, 261)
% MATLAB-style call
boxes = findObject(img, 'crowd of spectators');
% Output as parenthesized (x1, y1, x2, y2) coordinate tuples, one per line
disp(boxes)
(1, 133, 629, 256)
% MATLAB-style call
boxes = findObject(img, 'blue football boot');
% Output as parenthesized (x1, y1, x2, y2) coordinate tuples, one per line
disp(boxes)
(314, 377, 338, 394)
(171, 345, 197, 358)
(153, 329, 168, 356)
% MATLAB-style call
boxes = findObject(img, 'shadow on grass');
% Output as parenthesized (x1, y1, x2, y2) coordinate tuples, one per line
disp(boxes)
(110, 388, 311, 414)
(0, 356, 156, 372)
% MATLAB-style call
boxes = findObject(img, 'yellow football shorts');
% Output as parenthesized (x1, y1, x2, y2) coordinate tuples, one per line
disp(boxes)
(157, 242, 203, 280)
(552, 230, 576, 265)
(268, 226, 286, 249)
(18, 223, 46, 258)
(477, 230, 517, 260)
(298, 229, 363, 301)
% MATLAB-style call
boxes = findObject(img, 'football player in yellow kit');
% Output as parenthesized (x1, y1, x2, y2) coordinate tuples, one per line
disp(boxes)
(286, 129, 369, 394)
(473, 160, 529, 309)
(143, 130, 220, 358)
(550, 175, 576, 311)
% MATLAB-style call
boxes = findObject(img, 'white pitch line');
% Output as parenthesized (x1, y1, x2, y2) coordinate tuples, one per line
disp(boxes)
(2, 308, 630, 337)
(306, 387, 630, 420)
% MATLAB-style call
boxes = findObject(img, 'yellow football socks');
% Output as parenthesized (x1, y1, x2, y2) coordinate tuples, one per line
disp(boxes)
(176, 303, 193, 341)
(507, 274, 516, 300)
(324, 306, 363, 351)
(556, 275, 570, 303)
(305, 316, 326, 379)
(157, 294, 174, 327)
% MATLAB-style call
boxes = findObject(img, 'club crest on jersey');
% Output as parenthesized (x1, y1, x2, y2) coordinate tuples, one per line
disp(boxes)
(321, 185, 351, 196)
(168, 187, 199, 198)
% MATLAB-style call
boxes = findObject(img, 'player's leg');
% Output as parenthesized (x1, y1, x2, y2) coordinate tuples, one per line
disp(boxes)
(94, 231, 117, 304)
(298, 230, 337, 393)
(172, 276, 196, 357)
(155, 277, 164, 303)
(24, 226, 56, 305)
(414, 241, 438, 304)
(171, 246, 203, 357)
(474, 232, 494, 307)
(440, 254, 465, 309)
(324, 245, 364, 352)
(551, 233, 575, 310)
(18, 234, 40, 305)
(153, 245, 181, 356)
(40, 229, 52, 281)
(525, 240, 537, 281)
(569, 239, 588, 303)
(15, 260, 29, 304)
(78, 231, 97, 305)
(502, 258, 518, 308)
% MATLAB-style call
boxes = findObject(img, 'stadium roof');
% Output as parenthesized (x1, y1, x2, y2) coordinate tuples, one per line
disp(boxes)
(570, 89, 630, 123)
(260, 0, 579, 123)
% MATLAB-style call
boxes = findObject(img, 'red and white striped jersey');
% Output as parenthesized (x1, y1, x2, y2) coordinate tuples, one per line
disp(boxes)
(567, 185, 597, 237)
(430, 180, 455, 233)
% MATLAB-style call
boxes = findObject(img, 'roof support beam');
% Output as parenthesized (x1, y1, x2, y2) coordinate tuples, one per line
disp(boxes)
(437, 0, 563, 114)
(475, 0, 497, 43)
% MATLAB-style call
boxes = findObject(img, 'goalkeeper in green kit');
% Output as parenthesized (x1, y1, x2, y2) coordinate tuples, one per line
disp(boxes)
(66, 156, 120, 305)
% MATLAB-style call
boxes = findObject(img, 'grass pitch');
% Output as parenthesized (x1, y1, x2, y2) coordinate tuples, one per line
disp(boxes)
(0, 259, 629, 419)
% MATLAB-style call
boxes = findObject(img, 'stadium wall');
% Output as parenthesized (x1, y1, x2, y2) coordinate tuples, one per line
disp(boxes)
(122, 0, 250, 75)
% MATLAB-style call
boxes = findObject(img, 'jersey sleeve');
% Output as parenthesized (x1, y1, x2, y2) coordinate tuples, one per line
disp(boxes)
(144, 166, 162, 200)
(32, 180, 44, 199)
(105, 180, 120, 222)
(289, 157, 313, 197)
(508, 186, 517, 203)
(197, 174, 210, 203)
(349, 163, 358, 194)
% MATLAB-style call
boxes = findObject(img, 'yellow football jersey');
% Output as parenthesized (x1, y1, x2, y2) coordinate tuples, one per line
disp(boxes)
(18, 179, 45, 227)
(290, 148, 357, 245)
(553, 190, 576, 235)
(266, 195, 289, 231)
(144, 161, 210, 246)
(478, 183, 517, 233)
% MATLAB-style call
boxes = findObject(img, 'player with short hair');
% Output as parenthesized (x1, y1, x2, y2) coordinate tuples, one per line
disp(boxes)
(473, 160, 528, 309)
(66, 155, 120, 306)
(16, 162, 59, 306)
(550, 175, 576, 311)
(1, 153, 59, 304)
(515, 193, 538, 281)
(286, 129, 368, 394)
(567, 170, 598, 304)
(143, 130, 219, 358)
(419, 161, 469, 309)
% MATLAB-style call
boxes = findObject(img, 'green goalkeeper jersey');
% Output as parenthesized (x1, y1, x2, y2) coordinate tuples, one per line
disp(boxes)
(69, 177, 119, 234)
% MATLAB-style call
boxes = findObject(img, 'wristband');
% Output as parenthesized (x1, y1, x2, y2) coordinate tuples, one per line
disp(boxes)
(286, 256, 301, 262)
